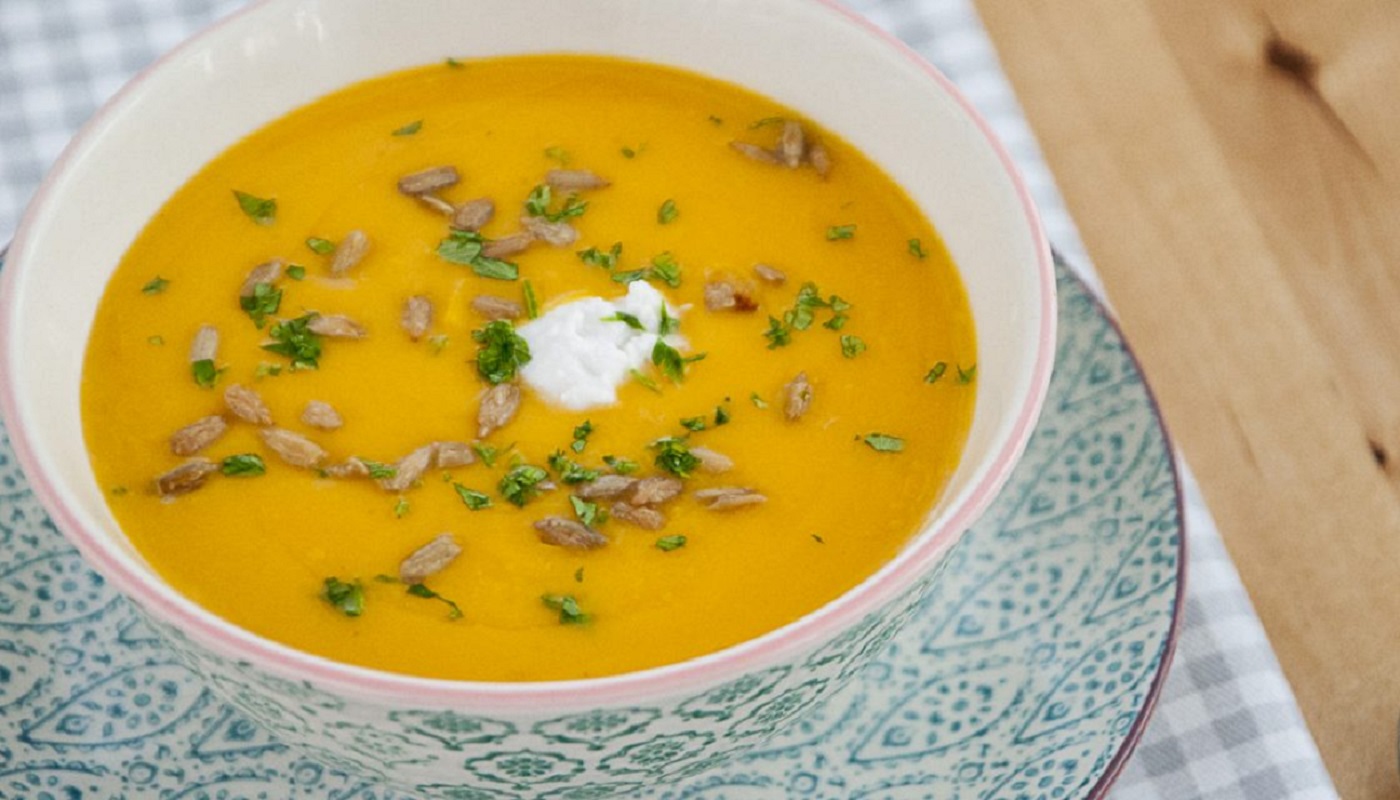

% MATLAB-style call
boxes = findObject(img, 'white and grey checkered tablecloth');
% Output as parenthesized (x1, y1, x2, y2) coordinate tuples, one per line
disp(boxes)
(0, 1, 1342, 798)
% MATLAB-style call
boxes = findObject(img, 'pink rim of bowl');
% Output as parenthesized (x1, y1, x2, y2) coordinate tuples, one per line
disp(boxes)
(0, 0, 1056, 714)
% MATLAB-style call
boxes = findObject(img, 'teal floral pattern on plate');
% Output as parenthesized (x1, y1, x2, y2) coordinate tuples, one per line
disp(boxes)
(0, 259, 1182, 799)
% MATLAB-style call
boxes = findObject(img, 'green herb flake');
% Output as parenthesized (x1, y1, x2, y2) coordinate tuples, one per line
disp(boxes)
(652, 437, 700, 478)
(571, 420, 594, 453)
(393, 497, 410, 518)
(824, 314, 849, 331)
(631, 369, 661, 393)
(392, 119, 424, 136)
(322, 577, 364, 617)
(110, 486, 129, 496)
(604, 311, 644, 330)
(523, 280, 540, 320)
(862, 433, 905, 453)
(544, 146, 572, 165)
(141, 276, 170, 295)
(253, 362, 282, 379)
(406, 583, 463, 620)
(680, 416, 707, 432)
(239, 282, 282, 329)
(658, 303, 680, 336)
(657, 198, 679, 224)
(826, 224, 856, 241)
(525, 184, 587, 222)
(708, 115, 724, 125)
(499, 464, 550, 507)
(764, 316, 792, 349)
(472, 320, 531, 385)
(908, 238, 928, 259)
(361, 460, 398, 480)
(262, 313, 323, 370)
(472, 255, 519, 281)
(286, 265, 307, 280)
(542, 593, 590, 625)
(233, 190, 277, 225)
(445, 57, 464, 68)
(603, 455, 639, 475)
(812, 533, 826, 544)
(647, 252, 682, 288)
(191, 359, 221, 389)
(652, 340, 704, 384)
(574, 567, 585, 583)
(715, 405, 731, 426)
(611, 269, 646, 285)
(438, 230, 520, 280)
(841, 335, 867, 359)
(472, 443, 498, 468)
(578, 242, 622, 269)
(147, 335, 164, 346)
(750, 392, 769, 409)
(924, 362, 948, 384)
(221, 453, 266, 477)
(570, 495, 602, 527)
(306, 237, 336, 255)
(621, 146, 637, 158)
(427, 334, 450, 354)
(548, 451, 600, 484)
(958, 363, 978, 384)
(656, 535, 687, 552)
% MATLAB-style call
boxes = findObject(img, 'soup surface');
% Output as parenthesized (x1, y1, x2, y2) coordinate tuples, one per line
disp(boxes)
(82, 56, 976, 681)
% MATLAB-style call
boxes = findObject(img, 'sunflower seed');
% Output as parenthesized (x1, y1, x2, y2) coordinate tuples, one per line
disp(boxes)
(575, 474, 637, 500)
(693, 486, 753, 502)
(477, 383, 521, 438)
(471, 295, 522, 321)
(434, 441, 475, 468)
(704, 279, 757, 312)
(169, 415, 228, 456)
(611, 502, 666, 530)
(397, 165, 459, 195)
(729, 140, 781, 165)
(690, 446, 734, 474)
(533, 517, 608, 550)
(807, 141, 831, 178)
(224, 384, 272, 426)
(323, 458, 370, 479)
(522, 215, 579, 247)
(239, 259, 284, 297)
(399, 533, 462, 584)
(307, 314, 367, 339)
(189, 325, 218, 363)
(329, 229, 369, 276)
(378, 444, 435, 492)
(627, 476, 684, 506)
(784, 371, 813, 421)
(156, 458, 218, 498)
(700, 490, 768, 510)
(482, 232, 533, 259)
(451, 197, 495, 231)
(417, 194, 456, 215)
(778, 120, 805, 168)
(752, 263, 786, 285)
(301, 400, 343, 431)
(401, 295, 433, 341)
(259, 427, 326, 468)
(545, 169, 610, 191)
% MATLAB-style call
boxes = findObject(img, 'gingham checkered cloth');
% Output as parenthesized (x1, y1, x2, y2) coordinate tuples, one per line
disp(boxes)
(0, 1, 1341, 798)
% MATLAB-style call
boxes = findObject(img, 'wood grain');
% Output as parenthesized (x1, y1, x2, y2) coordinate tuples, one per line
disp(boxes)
(975, 1, 1400, 796)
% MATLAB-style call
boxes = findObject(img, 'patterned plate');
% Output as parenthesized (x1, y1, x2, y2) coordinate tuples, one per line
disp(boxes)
(0, 258, 1183, 800)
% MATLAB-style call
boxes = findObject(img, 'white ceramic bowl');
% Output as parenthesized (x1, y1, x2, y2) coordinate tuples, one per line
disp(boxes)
(0, 0, 1054, 794)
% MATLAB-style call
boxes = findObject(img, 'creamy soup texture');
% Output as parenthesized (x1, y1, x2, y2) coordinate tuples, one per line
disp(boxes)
(82, 56, 977, 681)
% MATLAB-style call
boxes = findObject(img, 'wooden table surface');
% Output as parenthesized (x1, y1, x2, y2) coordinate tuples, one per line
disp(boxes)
(973, 1, 1400, 797)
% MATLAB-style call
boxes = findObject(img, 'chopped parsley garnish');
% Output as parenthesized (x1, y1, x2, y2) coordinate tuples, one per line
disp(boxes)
(657, 198, 679, 224)
(603, 455, 639, 475)
(715, 405, 731, 426)
(445, 57, 464, 68)
(393, 497, 410, 518)
(361, 460, 398, 480)
(656, 535, 687, 552)
(253, 362, 282, 379)
(570, 495, 603, 527)
(548, 451, 600, 484)
(958, 363, 978, 384)
(571, 420, 594, 453)
(472, 320, 531, 384)
(406, 583, 463, 620)
(141, 276, 170, 295)
(147, 335, 164, 346)
(658, 303, 680, 336)
(544, 146, 572, 165)
(427, 334, 450, 354)
(110, 486, 129, 496)
(924, 362, 948, 383)
(647, 252, 682, 287)
(652, 437, 700, 478)
(604, 311, 644, 330)
(233, 190, 277, 225)
(240, 282, 282, 329)
(909, 238, 928, 259)
(631, 369, 661, 393)
(499, 464, 549, 507)
(578, 242, 622, 269)
(841, 335, 867, 358)
(454, 483, 492, 510)
(766, 283, 852, 347)
(680, 416, 707, 432)
(621, 146, 638, 158)
(437, 230, 520, 280)
(523, 280, 540, 320)
(306, 237, 335, 255)
(542, 593, 590, 625)
(750, 392, 769, 409)
(471, 443, 498, 468)
(286, 265, 307, 280)
(826, 224, 856, 241)
(262, 314, 323, 370)
(524, 184, 587, 222)
(862, 433, 905, 453)
(322, 577, 364, 617)
(221, 454, 265, 477)
(763, 316, 792, 349)
(575, 567, 585, 583)
(812, 534, 826, 544)
(611, 269, 646, 284)
(652, 340, 704, 384)
(708, 114, 724, 125)
(392, 120, 423, 136)
(191, 359, 221, 389)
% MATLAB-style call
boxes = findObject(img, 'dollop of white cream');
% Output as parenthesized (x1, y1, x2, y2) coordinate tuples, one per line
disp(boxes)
(517, 282, 685, 410)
